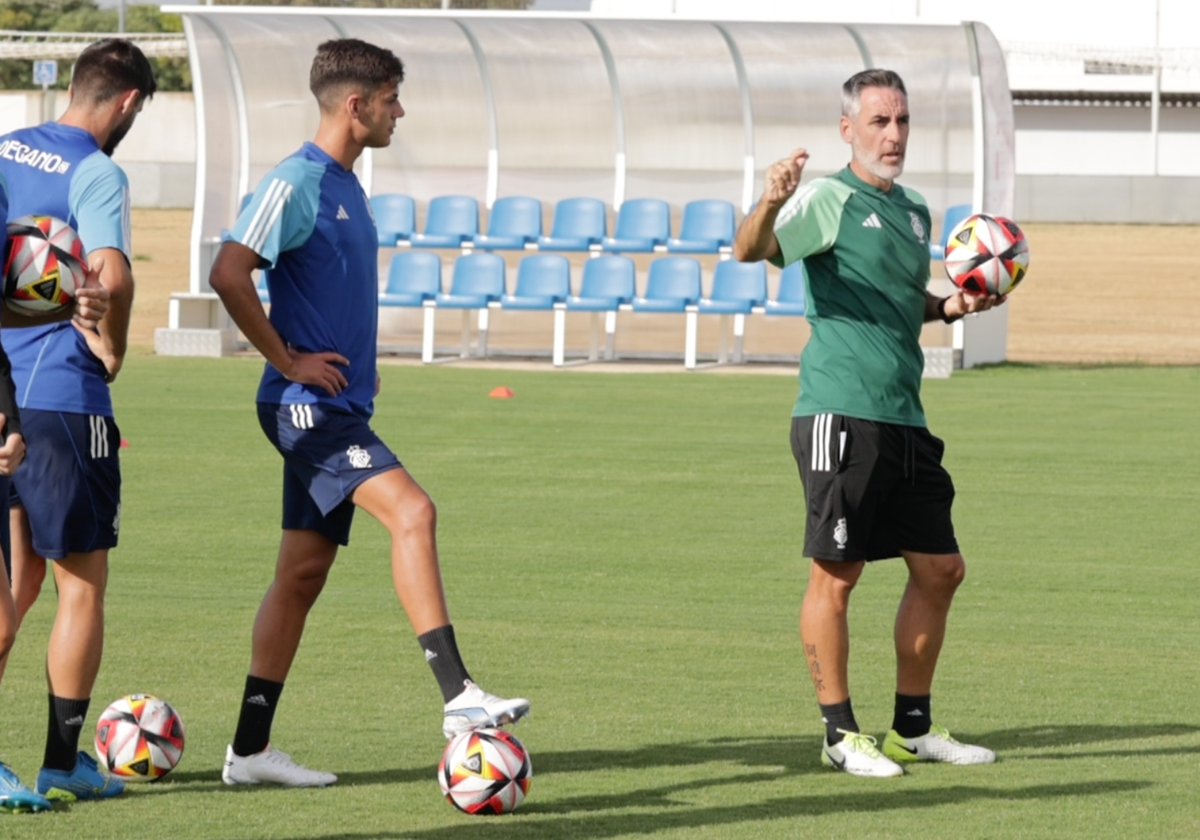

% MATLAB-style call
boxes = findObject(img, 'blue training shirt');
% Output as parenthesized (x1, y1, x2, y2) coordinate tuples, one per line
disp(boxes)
(227, 142, 379, 419)
(0, 123, 132, 416)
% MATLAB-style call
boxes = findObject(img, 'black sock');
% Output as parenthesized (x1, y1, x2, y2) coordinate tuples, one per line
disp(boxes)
(418, 625, 472, 703)
(231, 676, 284, 757)
(892, 693, 932, 738)
(819, 699, 858, 745)
(44, 695, 89, 771)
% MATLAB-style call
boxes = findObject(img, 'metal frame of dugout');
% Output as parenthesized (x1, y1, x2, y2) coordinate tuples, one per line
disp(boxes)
(156, 6, 1014, 371)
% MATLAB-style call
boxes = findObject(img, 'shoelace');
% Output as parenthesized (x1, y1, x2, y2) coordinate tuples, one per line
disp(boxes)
(836, 729, 885, 757)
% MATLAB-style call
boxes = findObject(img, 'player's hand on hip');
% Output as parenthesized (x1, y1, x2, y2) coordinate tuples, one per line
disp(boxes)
(72, 255, 110, 329)
(72, 322, 121, 382)
(0, 425, 25, 475)
(286, 347, 350, 397)
(763, 147, 809, 207)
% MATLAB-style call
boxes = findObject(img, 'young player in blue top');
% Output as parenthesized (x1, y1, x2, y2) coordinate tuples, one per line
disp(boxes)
(210, 39, 529, 788)
(0, 38, 153, 804)
(0, 166, 110, 812)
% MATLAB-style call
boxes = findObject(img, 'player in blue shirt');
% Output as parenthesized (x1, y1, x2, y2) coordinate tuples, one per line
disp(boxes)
(210, 39, 529, 788)
(0, 167, 109, 812)
(0, 38, 153, 804)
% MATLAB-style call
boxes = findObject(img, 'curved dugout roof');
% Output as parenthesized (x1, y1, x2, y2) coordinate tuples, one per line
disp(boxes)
(168, 7, 1013, 293)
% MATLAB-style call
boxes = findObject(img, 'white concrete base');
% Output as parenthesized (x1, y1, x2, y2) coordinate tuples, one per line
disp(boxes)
(154, 327, 236, 357)
(922, 346, 955, 379)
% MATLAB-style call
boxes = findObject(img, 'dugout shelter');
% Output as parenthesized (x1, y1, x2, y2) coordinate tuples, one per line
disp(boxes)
(158, 5, 1013, 368)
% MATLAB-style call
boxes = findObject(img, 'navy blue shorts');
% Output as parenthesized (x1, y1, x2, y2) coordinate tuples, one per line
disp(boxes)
(10, 409, 121, 561)
(257, 403, 402, 546)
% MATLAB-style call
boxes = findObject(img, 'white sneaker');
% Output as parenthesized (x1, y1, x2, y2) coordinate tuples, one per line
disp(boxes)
(883, 725, 996, 765)
(821, 730, 905, 777)
(222, 745, 337, 787)
(443, 680, 530, 739)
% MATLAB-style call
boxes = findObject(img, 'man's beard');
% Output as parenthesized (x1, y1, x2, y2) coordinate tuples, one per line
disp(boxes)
(853, 138, 905, 183)
(102, 116, 135, 156)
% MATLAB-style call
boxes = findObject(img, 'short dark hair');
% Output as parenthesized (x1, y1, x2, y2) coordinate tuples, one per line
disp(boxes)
(71, 38, 157, 105)
(842, 68, 906, 118)
(310, 39, 405, 112)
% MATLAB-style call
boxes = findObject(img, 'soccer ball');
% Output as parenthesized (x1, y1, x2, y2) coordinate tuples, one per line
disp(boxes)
(3, 214, 88, 315)
(438, 728, 531, 815)
(943, 213, 1030, 296)
(94, 694, 185, 781)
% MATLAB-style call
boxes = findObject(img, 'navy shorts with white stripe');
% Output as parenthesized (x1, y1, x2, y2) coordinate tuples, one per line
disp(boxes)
(257, 402, 402, 546)
(10, 408, 121, 560)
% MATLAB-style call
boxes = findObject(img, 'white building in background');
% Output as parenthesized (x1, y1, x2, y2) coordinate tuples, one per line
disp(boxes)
(3, 0, 1197, 222)
(591, 0, 1200, 222)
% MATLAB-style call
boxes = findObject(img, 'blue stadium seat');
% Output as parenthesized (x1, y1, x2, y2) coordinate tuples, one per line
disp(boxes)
(426, 252, 506, 362)
(565, 255, 636, 311)
(379, 251, 442, 307)
(371, 193, 416, 247)
(499, 254, 571, 365)
(689, 260, 768, 368)
(602, 198, 670, 253)
(560, 255, 636, 365)
(929, 203, 972, 260)
(697, 260, 767, 315)
(667, 199, 736, 254)
(474, 196, 542, 250)
(632, 257, 701, 312)
(764, 261, 807, 316)
(410, 195, 479, 249)
(501, 254, 570, 310)
(537, 198, 607, 252)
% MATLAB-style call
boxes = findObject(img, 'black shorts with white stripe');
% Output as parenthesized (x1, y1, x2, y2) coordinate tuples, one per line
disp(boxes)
(790, 414, 958, 562)
(9, 408, 121, 560)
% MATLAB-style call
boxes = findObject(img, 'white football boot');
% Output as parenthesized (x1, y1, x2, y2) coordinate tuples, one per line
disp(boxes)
(821, 730, 905, 777)
(222, 745, 337, 787)
(883, 725, 996, 765)
(443, 680, 531, 739)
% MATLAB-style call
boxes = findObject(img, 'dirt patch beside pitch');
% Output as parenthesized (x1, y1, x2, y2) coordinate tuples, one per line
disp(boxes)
(127, 210, 1200, 366)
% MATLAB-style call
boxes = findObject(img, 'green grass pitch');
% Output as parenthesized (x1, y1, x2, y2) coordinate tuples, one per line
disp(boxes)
(2, 357, 1199, 839)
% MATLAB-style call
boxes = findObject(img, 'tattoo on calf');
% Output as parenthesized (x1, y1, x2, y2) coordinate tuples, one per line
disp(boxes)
(805, 643, 826, 693)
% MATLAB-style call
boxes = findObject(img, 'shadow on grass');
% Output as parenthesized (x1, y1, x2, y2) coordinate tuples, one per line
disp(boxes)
(161, 723, 1195, 794)
(979, 722, 1200, 759)
(240, 779, 1151, 840)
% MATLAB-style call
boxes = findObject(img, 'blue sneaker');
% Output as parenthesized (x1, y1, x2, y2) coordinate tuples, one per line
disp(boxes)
(1, 761, 52, 814)
(35, 752, 124, 802)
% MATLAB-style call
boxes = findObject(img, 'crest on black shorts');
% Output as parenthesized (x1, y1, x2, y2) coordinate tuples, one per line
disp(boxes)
(834, 517, 848, 550)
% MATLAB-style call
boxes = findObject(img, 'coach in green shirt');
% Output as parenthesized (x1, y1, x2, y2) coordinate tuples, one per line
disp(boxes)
(735, 68, 1004, 778)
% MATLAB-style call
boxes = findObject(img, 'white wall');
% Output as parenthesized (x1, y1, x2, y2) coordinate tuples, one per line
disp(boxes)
(0, 91, 196, 208)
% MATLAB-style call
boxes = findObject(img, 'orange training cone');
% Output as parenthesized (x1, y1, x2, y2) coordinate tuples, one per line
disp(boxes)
(489, 386, 514, 399)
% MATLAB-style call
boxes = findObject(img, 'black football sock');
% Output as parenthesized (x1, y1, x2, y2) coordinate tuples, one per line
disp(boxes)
(231, 675, 284, 757)
(819, 698, 859, 746)
(43, 695, 90, 771)
(418, 625, 473, 703)
(892, 693, 932, 738)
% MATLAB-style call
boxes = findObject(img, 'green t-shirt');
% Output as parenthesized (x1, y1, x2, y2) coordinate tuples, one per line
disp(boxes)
(772, 166, 932, 427)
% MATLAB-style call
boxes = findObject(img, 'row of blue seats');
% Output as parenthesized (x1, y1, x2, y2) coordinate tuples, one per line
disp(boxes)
(370, 194, 737, 255)
(375, 251, 807, 316)
(370, 195, 973, 260)
(255, 251, 807, 367)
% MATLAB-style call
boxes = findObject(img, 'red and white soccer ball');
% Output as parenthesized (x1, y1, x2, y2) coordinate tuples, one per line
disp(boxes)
(943, 213, 1030, 297)
(2, 214, 88, 315)
(94, 694, 185, 782)
(438, 728, 531, 815)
